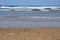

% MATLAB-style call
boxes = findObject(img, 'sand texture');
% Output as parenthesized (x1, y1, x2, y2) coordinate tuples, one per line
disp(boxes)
(0, 28, 60, 40)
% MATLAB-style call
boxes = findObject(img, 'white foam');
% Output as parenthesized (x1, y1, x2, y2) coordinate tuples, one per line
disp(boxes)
(19, 16, 60, 18)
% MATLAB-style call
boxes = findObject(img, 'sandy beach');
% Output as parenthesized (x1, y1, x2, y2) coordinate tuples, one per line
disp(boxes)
(0, 27, 60, 40)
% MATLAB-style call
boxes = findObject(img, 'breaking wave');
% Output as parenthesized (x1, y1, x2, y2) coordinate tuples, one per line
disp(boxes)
(0, 16, 60, 18)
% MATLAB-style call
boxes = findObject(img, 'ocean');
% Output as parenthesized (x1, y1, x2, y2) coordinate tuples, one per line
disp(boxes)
(0, 11, 60, 28)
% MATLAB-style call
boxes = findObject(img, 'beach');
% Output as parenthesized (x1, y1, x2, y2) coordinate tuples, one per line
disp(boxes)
(0, 28, 60, 40)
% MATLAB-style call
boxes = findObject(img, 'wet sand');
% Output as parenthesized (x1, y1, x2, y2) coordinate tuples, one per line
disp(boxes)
(0, 27, 60, 40)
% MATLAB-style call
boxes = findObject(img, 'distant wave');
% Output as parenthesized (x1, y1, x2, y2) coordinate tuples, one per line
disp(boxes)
(0, 16, 60, 18)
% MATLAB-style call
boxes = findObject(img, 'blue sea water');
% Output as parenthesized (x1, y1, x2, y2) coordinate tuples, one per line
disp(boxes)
(0, 11, 60, 28)
(0, 11, 60, 17)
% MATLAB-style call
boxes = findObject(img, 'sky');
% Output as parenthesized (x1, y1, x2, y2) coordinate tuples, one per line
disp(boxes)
(0, 0, 60, 5)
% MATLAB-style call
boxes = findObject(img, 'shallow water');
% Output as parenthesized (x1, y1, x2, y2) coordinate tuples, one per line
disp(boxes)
(0, 11, 60, 28)
(0, 11, 60, 17)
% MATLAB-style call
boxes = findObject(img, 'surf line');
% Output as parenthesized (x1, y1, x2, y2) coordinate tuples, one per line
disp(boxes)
(18, 16, 60, 18)
(0, 16, 60, 18)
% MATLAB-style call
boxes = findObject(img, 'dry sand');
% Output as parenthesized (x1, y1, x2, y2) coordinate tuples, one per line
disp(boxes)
(0, 27, 60, 40)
